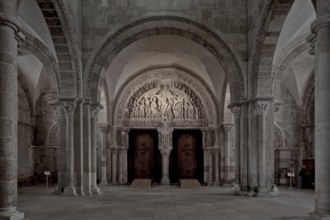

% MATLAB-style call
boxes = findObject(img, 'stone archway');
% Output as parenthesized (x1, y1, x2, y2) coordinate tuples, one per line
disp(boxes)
(111, 65, 220, 185)
(85, 15, 245, 103)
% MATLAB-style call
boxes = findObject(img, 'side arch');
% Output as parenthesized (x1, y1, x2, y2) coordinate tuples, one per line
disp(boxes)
(85, 16, 245, 103)
(250, 0, 295, 98)
(36, 0, 82, 98)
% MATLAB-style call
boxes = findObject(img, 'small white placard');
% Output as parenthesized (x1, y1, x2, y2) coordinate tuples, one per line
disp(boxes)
(287, 172, 294, 177)
(44, 171, 51, 176)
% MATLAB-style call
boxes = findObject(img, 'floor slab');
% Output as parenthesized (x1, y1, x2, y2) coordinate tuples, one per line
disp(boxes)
(18, 186, 314, 220)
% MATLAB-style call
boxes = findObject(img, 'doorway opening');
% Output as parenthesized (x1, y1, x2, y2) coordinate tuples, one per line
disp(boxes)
(128, 129, 161, 184)
(170, 129, 203, 184)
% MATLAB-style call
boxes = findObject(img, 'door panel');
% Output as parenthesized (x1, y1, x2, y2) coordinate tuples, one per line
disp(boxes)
(134, 133, 154, 178)
(177, 133, 197, 178)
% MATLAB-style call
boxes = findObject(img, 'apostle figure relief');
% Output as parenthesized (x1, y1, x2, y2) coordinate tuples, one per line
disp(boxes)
(127, 81, 196, 121)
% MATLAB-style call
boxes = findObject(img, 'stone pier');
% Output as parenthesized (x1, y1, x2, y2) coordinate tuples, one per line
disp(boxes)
(308, 1, 330, 218)
(0, 0, 25, 218)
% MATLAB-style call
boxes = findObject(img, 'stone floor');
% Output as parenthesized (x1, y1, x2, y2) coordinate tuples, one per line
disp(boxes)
(18, 185, 314, 220)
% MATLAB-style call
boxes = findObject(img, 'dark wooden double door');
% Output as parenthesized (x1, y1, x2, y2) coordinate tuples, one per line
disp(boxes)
(170, 130, 203, 183)
(128, 130, 161, 183)
(128, 129, 203, 184)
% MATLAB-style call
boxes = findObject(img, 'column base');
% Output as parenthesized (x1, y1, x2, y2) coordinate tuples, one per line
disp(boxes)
(254, 188, 270, 197)
(83, 187, 92, 195)
(0, 209, 25, 220)
(232, 184, 240, 195)
(76, 187, 85, 196)
(207, 181, 214, 186)
(52, 186, 63, 195)
(91, 186, 102, 195)
(309, 212, 330, 220)
(99, 180, 108, 186)
(62, 186, 77, 197)
(213, 180, 220, 186)
(111, 181, 117, 185)
(161, 177, 170, 185)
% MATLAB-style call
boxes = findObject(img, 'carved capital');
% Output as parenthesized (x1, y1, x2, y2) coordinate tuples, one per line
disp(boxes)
(98, 123, 109, 133)
(223, 123, 234, 133)
(159, 147, 173, 156)
(60, 98, 77, 116)
(0, 12, 25, 42)
(311, 15, 330, 35)
(90, 103, 103, 119)
(254, 100, 271, 115)
(230, 106, 241, 119)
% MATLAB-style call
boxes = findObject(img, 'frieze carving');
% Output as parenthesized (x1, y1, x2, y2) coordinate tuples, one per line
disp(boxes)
(113, 66, 218, 128)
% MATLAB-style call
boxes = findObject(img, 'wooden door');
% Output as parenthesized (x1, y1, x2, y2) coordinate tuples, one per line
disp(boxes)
(177, 133, 197, 178)
(134, 133, 154, 178)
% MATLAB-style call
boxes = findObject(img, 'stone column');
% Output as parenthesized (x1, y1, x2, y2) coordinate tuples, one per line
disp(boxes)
(111, 148, 118, 184)
(157, 122, 173, 185)
(99, 124, 109, 185)
(119, 129, 129, 184)
(223, 123, 233, 183)
(90, 103, 102, 194)
(83, 100, 92, 195)
(74, 99, 84, 196)
(106, 146, 112, 182)
(208, 148, 214, 185)
(160, 147, 172, 184)
(214, 148, 220, 185)
(0, 0, 25, 218)
(60, 99, 78, 196)
(254, 100, 270, 196)
(230, 105, 241, 194)
(308, 2, 330, 218)
(202, 129, 209, 184)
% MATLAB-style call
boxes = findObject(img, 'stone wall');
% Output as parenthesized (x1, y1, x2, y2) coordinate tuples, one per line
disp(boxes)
(82, 0, 248, 66)
(274, 86, 301, 186)
(18, 82, 34, 178)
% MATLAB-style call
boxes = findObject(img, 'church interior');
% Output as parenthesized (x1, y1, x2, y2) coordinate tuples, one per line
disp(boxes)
(0, 0, 329, 219)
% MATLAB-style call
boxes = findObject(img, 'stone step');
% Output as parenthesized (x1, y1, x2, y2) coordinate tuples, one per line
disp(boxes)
(130, 179, 152, 188)
(180, 179, 201, 188)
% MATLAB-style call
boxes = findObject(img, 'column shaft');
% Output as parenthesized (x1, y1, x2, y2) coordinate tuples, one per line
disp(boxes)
(111, 149, 117, 184)
(0, 1, 25, 218)
(208, 150, 213, 185)
(160, 149, 171, 184)
(214, 149, 220, 185)
(90, 104, 102, 194)
(230, 105, 241, 194)
(99, 125, 108, 185)
(255, 100, 270, 196)
(61, 100, 77, 196)
(83, 102, 92, 195)
(309, 7, 330, 218)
